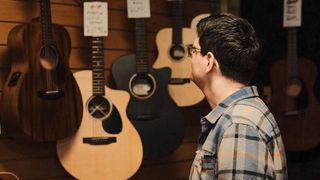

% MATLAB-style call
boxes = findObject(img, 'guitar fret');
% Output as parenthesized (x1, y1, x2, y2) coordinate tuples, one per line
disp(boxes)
(91, 36, 106, 96)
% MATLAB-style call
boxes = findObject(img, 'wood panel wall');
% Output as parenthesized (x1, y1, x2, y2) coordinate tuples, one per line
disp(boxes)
(0, 0, 239, 179)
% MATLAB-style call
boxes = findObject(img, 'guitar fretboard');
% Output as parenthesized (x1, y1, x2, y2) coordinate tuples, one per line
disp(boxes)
(91, 37, 105, 96)
(287, 27, 298, 77)
(210, 0, 221, 15)
(135, 19, 149, 74)
(40, 0, 53, 46)
(171, 0, 183, 45)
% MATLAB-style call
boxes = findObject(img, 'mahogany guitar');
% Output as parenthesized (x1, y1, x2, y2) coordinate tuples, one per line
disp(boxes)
(0, 172, 19, 180)
(269, 27, 320, 151)
(57, 35, 143, 179)
(0, 0, 82, 141)
(190, 0, 223, 29)
(111, 19, 185, 159)
(153, 0, 204, 107)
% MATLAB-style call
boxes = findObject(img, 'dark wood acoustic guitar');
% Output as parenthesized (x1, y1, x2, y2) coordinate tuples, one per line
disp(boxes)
(111, 19, 185, 159)
(269, 27, 320, 151)
(0, 0, 82, 141)
(153, 0, 204, 107)
(57, 35, 143, 179)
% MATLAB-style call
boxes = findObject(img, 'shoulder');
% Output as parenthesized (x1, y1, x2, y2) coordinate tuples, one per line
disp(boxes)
(220, 97, 279, 143)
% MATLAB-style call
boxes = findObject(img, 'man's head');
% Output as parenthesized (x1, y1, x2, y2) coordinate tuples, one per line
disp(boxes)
(193, 13, 261, 85)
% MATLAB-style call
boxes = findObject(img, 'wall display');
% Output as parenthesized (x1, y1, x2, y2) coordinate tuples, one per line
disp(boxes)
(0, 0, 82, 141)
(111, 18, 185, 159)
(269, 1, 320, 151)
(153, 0, 204, 107)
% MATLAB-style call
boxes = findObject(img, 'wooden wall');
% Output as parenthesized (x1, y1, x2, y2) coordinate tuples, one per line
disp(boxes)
(0, 0, 239, 179)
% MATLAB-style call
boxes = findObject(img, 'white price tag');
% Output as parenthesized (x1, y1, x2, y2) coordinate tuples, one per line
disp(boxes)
(283, 0, 302, 27)
(84, 2, 108, 37)
(127, 0, 150, 18)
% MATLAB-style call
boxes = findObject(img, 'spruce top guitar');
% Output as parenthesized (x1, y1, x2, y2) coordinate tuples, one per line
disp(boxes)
(190, 0, 223, 29)
(112, 18, 185, 159)
(57, 34, 143, 179)
(269, 27, 320, 151)
(153, 0, 204, 107)
(0, 172, 20, 180)
(0, 0, 82, 141)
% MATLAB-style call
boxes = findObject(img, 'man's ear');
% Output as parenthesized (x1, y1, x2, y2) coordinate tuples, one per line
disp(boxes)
(205, 52, 218, 73)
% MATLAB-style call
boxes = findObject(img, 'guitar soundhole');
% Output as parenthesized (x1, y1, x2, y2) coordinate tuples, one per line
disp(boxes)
(169, 45, 185, 61)
(87, 95, 112, 119)
(129, 73, 156, 99)
(39, 45, 59, 70)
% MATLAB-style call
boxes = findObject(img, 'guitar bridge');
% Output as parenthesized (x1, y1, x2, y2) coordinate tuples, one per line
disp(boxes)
(83, 137, 116, 145)
(169, 78, 190, 84)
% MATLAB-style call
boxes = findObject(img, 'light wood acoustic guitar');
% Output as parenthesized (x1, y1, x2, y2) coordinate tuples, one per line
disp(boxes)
(0, 172, 20, 180)
(152, 0, 204, 107)
(111, 18, 185, 159)
(57, 35, 143, 179)
(269, 27, 320, 151)
(0, 0, 82, 141)
(190, 0, 224, 29)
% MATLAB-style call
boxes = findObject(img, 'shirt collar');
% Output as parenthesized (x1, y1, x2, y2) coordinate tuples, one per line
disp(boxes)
(202, 86, 259, 124)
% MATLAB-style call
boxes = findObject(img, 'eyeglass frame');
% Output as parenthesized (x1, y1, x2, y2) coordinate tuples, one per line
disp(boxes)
(186, 44, 201, 57)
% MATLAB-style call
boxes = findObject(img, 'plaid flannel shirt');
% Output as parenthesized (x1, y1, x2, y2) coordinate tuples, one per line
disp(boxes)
(189, 86, 287, 180)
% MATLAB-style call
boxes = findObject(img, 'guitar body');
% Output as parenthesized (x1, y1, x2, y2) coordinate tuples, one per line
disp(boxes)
(269, 58, 320, 151)
(0, 19, 82, 141)
(112, 54, 185, 159)
(57, 70, 143, 179)
(0, 172, 19, 180)
(190, 13, 210, 29)
(153, 28, 204, 107)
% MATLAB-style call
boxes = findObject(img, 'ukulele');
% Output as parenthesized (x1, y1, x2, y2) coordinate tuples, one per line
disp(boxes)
(57, 35, 143, 179)
(269, 27, 320, 151)
(153, 0, 204, 107)
(190, 0, 223, 29)
(0, 0, 82, 141)
(111, 18, 185, 159)
(0, 172, 20, 180)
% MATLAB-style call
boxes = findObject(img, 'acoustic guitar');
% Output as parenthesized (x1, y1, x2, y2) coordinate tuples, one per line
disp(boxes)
(0, 0, 82, 141)
(269, 27, 320, 151)
(111, 19, 185, 159)
(190, 0, 223, 29)
(56, 35, 143, 179)
(153, 0, 204, 107)
(0, 172, 20, 180)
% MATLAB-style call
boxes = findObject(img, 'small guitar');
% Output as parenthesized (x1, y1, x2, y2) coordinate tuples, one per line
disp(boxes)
(190, 0, 223, 29)
(57, 35, 143, 179)
(112, 18, 185, 159)
(0, 172, 20, 180)
(153, 0, 204, 107)
(269, 27, 320, 151)
(0, 0, 82, 141)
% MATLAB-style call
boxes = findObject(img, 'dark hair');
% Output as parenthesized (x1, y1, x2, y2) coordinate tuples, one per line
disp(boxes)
(196, 13, 261, 84)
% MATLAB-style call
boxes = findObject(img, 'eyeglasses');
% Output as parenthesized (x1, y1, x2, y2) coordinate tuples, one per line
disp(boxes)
(186, 44, 201, 57)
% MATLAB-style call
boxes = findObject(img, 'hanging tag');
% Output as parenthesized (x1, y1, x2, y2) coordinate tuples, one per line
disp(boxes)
(84, 2, 108, 37)
(283, 0, 302, 27)
(127, 0, 150, 18)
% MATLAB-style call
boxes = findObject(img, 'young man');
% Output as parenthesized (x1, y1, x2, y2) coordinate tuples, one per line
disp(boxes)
(188, 14, 287, 179)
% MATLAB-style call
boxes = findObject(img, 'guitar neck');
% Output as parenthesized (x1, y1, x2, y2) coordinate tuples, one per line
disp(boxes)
(40, 0, 53, 46)
(135, 19, 149, 74)
(171, 0, 183, 45)
(210, 0, 222, 15)
(287, 27, 298, 78)
(91, 37, 105, 96)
